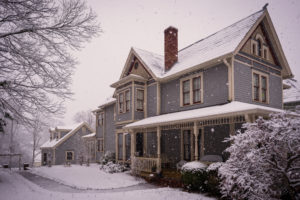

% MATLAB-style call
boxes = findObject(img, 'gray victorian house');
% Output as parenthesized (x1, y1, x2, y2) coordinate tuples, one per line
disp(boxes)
(92, 5, 293, 174)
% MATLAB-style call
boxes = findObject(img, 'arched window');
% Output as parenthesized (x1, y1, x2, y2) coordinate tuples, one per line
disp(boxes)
(257, 39, 262, 57)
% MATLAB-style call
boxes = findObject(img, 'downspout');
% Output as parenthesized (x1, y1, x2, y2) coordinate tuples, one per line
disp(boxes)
(223, 57, 234, 102)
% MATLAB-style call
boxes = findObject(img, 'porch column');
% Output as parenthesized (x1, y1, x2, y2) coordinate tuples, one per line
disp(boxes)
(122, 133, 126, 162)
(130, 131, 136, 158)
(194, 122, 199, 161)
(157, 126, 161, 173)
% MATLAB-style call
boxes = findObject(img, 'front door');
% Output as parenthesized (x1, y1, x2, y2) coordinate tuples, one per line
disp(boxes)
(43, 153, 47, 165)
(136, 133, 143, 157)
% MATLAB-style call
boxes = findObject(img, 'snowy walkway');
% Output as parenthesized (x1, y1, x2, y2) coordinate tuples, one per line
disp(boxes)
(0, 169, 215, 200)
(19, 171, 158, 193)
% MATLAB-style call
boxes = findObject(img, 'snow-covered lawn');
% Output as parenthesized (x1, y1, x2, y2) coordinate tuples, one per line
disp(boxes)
(31, 164, 144, 189)
(0, 168, 215, 200)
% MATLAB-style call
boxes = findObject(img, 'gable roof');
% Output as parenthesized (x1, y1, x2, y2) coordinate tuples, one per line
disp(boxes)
(40, 122, 94, 149)
(118, 7, 292, 82)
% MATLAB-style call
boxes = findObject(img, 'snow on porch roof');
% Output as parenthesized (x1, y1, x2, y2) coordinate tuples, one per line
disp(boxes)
(124, 101, 282, 129)
(132, 9, 264, 79)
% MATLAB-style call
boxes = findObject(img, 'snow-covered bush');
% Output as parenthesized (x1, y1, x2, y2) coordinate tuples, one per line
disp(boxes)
(181, 161, 208, 191)
(206, 162, 223, 196)
(99, 161, 128, 173)
(99, 151, 115, 165)
(219, 112, 300, 200)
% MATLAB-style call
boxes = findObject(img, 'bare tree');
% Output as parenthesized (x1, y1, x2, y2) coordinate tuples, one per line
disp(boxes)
(73, 109, 95, 128)
(0, 0, 100, 131)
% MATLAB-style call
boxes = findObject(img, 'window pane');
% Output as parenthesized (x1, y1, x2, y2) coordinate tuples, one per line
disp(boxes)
(119, 93, 123, 101)
(254, 87, 259, 101)
(254, 73, 259, 87)
(193, 77, 200, 90)
(137, 90, 144, 100)
(262, 89, 266, 102)
(183, 80, 190, 92)
(126, 91, 130, 100)
(183, 93, 190, 105)
(258, 40, 262, 56)
(193, 90, 200, 102)
(261, 76, 266, 89)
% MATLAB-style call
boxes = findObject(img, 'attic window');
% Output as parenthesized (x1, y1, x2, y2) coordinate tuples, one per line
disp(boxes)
(134, 62, 139, 69)
(251, 34, 269, 61)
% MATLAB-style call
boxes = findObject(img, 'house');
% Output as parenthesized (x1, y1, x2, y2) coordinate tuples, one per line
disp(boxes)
(283, 79, 300, 111)
(40, 122, 95, 165)
(93, 5, 293, 174)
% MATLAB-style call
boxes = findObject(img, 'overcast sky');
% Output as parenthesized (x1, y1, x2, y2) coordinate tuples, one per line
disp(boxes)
(62, 0, 300, 125)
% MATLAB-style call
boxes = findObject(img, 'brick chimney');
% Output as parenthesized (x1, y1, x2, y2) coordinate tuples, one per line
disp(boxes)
(164, 26, 178, 71)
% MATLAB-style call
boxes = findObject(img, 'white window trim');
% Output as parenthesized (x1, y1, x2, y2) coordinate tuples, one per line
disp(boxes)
(180, 72, 203, 107)
(252, 70, 269, 104)
(65, 151, 74, 161)
(251, 34, 269, 60)
(251, 39, 258, 56)
(262, 45, 269, 60)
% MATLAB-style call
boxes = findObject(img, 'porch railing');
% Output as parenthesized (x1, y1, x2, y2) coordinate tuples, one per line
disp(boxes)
(131, 157, 160, 173)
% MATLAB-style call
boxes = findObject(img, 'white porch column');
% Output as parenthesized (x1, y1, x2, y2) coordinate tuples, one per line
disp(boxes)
(157, 126, 161, 173)
(194, 122, 199, 161)
(130, 131, 136, 158)
(122, 133, 126, 162)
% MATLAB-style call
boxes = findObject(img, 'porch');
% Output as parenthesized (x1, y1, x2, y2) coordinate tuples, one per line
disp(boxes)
(129, 115, 246, 174)
(119, 101, 281, 174)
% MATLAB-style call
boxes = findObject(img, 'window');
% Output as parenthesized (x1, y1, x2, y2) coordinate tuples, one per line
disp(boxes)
(98, 112, 104, 126)
(66, 151, 74, 161)
(261, 76, 267, 102)
(252, 34, 269, 60)
(119, 93, 124, 113)
(97, 139, 104, 152)
(193, 77, 201, 103)
(136, 89, 144, 111)
(118, 90, 130, 114)
(180, 73, 203, 106)
(125, 90, 130, 112)
(253, 73, 260, 101)
(183, 80, 190, 105)
(252, 71, 268, 103)
(257, 39, 262, 57)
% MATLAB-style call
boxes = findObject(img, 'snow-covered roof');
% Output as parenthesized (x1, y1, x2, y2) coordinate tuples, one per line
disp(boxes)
(82, 132, 96, 138)
(41, 122, 92, 149)
(125, 101, 282, 129)
(283, 79, 300, 103)
(56, 122, 83, 131)
(132, 10, 264, 79)
(98, 96, 116, 108)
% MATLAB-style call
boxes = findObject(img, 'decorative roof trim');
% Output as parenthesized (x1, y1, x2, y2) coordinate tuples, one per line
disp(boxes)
(234, 9, 293, 79)
(111, 73, 147, 88)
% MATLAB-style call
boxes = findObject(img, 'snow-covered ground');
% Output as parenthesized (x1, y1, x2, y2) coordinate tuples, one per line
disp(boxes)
(31, 164, 144, 189)
(0, 168, 215, 200)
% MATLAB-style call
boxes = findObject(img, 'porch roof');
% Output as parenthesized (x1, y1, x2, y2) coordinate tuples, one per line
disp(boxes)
(124, 101, 282, 129)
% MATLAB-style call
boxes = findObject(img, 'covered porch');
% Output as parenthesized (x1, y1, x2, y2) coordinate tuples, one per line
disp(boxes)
(124, 101, 282, 174)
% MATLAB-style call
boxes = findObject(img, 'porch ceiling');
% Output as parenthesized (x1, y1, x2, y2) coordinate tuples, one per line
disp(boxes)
(124, 101, 283, 129)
